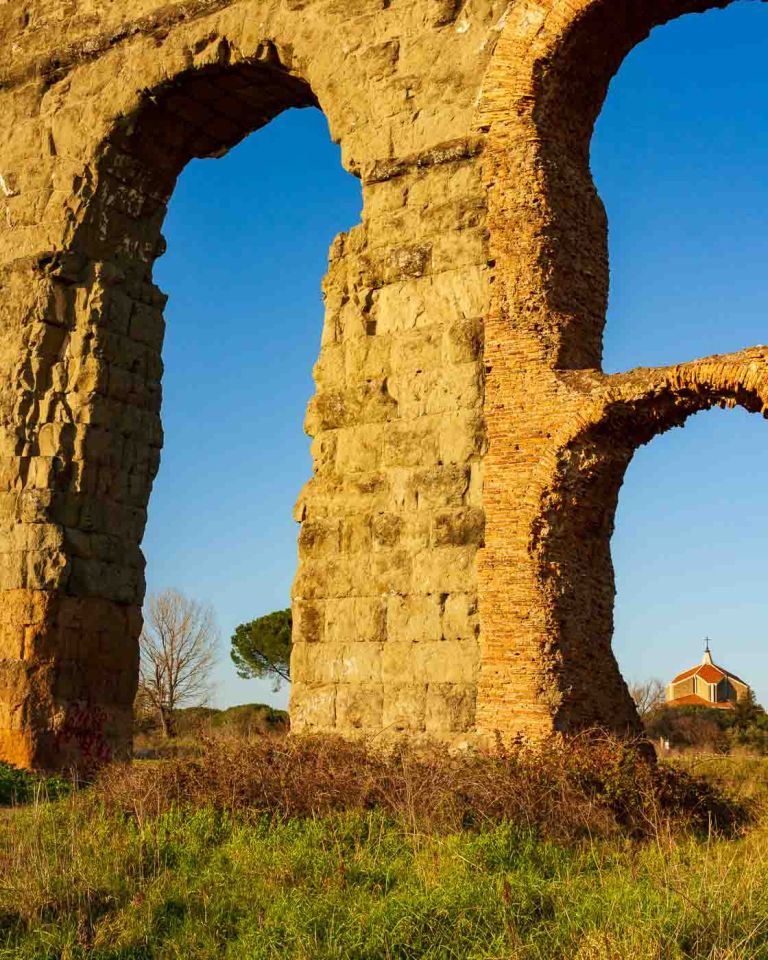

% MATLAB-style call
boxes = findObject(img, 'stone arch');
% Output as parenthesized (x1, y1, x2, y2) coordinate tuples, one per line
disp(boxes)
(528, 351, 768, 728)
(0, 15, 352, 768)
(9, 0, 764, 764)
(79, 57, 317, 266)
(0, 1, 501, 767)
(478, 0, 749, 371)
(474, 0, 768, 738)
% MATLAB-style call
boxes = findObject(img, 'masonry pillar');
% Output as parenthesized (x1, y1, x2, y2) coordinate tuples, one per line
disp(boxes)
(0, 254, 160, 769)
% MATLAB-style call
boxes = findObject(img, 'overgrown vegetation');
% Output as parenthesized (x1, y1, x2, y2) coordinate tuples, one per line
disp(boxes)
(172, 703, 289, 738)
(646, 691, 768, 754)
(0, 762, 70, 807)
(2, 803, 768, 959)
(1, 735, 766, 958)
(137, 588, 220, 739)
(133, 702, 288, 758)
(97, 734, 749, 839)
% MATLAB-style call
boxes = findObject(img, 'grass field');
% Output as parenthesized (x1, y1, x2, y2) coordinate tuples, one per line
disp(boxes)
(0, 740, 766, 960)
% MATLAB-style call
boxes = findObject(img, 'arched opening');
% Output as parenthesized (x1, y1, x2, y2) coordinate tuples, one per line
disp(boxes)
(590, 2, 768, 714)
(612, 409, 768, 707)
(90, 60, 367, 722)
(2, 10, 495, 768)
(2, 50, 369, 767)
(144, 107, 361, 713)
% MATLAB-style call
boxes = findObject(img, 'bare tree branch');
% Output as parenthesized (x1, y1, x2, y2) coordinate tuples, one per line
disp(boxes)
(629, 679, 666, 719)
(138, 588, 219, 738)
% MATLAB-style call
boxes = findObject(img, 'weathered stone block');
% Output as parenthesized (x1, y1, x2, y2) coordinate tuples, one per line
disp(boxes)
(431, 507, 485, 547)
(324, 597, 386, 644)
(289, 682, 336, 730)
(438, 412, 486, 464)
(391, 328, 443, 376)
(417, 639, 479, 685)
(293, 600, 324, 644)
(441, 593, 479, 642)
(355, 598, 388, 643)
(425, 682, 476, 734)
(338, 642, 382, 683)
(382, 684, 426, 732)
(306, 380, 398, 433)
(313, 342, 346, 389)
(344, 335, 393, 382)
(309, 433, 338, 476)
(336, 683, 383, 731)
(335, 424, 384, 473)
(367, 549, 413, 595)
(298, 519, 342, 559)
(0, 625, 24, 660)
(370, 513, 402, 550)
(291, 641, 341, 684)
(387, 594, 442, 643)
(381, 642, 417, 684)
(407, 465, 470, 510)
(445, 318, 484, 364)
(381, 419, 440, 468)
(381, 244, 432, 283)
(394, 363, 482, 419)
(373, 278, 427, 334)
(341, 515, 373, 554)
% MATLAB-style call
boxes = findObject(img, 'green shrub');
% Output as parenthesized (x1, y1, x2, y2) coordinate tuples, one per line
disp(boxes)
(0, 762, 70, 806)
(139, 703, 289, 741)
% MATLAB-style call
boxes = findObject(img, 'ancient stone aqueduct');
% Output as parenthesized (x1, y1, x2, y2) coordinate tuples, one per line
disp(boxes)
(0, 0, 765, 768)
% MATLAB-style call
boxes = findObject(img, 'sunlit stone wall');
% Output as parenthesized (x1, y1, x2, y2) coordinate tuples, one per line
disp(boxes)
(0, 0, 764, 768)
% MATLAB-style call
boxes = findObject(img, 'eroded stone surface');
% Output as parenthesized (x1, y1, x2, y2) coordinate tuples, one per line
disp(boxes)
(0, 0, 762, 768)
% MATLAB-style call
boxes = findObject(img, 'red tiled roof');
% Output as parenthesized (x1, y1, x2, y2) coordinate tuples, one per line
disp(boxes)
(671, 665, 699, 683)
(671, 661, 745, 686)
(667, 694, 734, 710)
(697, 664, 726, 683)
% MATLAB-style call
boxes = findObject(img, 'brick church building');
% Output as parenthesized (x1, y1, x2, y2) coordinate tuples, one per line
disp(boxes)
(666, 643, 749, 710)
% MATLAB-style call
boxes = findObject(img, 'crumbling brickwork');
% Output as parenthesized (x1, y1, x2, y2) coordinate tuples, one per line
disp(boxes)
(0, 0, 763, 768)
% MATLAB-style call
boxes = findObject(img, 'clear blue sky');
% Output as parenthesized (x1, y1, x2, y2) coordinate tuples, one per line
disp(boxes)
(147, 1, 768, 710)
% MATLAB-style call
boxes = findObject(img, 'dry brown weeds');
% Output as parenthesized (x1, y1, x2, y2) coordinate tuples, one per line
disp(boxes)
(95, 732, 750, 840)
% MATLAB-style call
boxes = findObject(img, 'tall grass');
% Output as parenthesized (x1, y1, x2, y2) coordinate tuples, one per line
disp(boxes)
(0, 737, 765, 959)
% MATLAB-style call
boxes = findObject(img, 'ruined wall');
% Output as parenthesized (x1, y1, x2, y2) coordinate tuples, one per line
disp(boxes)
(0, 0, 765, 768)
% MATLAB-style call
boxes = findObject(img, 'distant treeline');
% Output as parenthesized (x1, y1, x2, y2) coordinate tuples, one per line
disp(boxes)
(136, 702, 289, 739)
